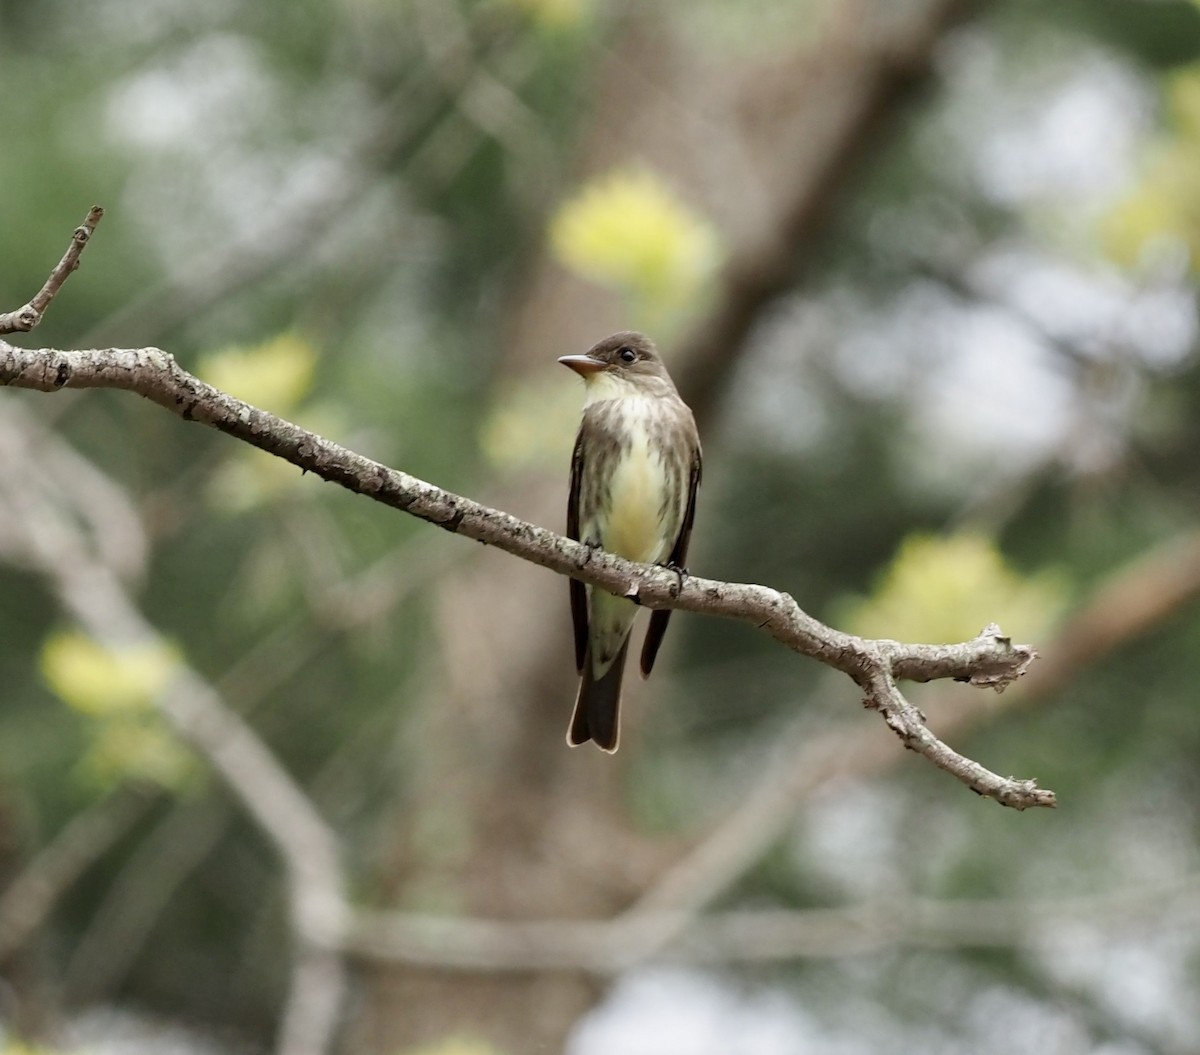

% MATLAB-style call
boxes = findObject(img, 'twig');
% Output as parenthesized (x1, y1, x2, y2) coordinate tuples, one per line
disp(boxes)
(0, 339, 1047, 808)
(0, 207, 103, 336)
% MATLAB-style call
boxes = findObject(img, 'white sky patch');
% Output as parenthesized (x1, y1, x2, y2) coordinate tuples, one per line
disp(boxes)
(1038, 932, 1200, 1050)
(64, 1007, 232, 1055)
(1115, 283, 1200, 369)
(961, 983, 1140, 1055)
(101, 33, 374, 269)
(105, 34, 278, 150)
(728, 297, 836, 453)
(569, 969, 820, 1055)
(793, 780, 906, 899)
(833, 283, 948, 402)
(974, 60, 1149, 205)
(914, 303, 1075, 470)
(938, 31, 1152, 209)
(971, 248, 1198, 368)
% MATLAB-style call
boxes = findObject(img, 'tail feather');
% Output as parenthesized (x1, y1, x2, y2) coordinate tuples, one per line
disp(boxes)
(567, 639, 629, 753)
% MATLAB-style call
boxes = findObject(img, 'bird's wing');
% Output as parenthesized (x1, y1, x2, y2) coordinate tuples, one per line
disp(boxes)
(640, 445, 702, 678)
(568, 429, 588, 674)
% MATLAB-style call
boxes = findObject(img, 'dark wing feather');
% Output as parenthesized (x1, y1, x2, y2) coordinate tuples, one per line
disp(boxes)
(640, 447, 702, 678)
(568, 431, 588, 674)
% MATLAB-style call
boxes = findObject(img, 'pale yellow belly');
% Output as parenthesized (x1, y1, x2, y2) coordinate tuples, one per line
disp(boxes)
(600, 435, 670, 565)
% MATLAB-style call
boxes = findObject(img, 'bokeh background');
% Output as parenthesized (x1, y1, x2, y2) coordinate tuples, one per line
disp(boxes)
(4, 0, 1200, 1052)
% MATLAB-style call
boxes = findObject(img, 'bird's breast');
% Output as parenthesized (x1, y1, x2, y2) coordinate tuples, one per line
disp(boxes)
(587, 398, 679, 565)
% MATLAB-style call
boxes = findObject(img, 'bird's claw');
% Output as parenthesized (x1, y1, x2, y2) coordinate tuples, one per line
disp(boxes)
(664, 560, 688, 597)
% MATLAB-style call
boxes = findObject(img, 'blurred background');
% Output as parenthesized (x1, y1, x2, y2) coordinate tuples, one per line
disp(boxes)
(4, 0, 1200, 1052)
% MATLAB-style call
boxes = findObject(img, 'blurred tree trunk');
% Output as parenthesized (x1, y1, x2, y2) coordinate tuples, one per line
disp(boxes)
(353, 2, 974, 1051)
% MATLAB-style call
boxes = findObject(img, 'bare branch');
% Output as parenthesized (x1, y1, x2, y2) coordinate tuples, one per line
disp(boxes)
(0, 338, 1048, 808)
(337, 871, 1200, 972)
(0, 207, 104, 336)
(672, 875, 1200, 963)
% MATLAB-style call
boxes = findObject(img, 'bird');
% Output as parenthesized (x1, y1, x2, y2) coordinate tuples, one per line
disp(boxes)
(558, 331, 701, 752)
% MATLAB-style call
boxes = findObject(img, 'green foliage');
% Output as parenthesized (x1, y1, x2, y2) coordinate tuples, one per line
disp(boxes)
(504, 0, 591, 32)
(550, 167, 724, 333)
(39, 631, 196, 791)
(480, 376, 578, 471)
(198, 332, 317, 413)
(40, 631, 177, 718)
(1106, 64, 1200, 266)
(1035, 0, 1200, 69)
(840, 532, 1068, 645)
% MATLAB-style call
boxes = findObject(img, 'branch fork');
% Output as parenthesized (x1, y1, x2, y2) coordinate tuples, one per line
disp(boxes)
(0, 206, 104, 336)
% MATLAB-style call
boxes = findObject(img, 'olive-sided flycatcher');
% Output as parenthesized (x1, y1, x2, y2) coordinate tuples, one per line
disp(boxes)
(559, 331, 702, 752)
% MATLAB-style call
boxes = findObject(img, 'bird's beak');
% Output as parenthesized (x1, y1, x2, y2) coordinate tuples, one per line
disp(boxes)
(558, 354, 607, 377)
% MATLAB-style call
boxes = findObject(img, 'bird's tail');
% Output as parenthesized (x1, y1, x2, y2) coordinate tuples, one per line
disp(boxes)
(567, 638, 629, 753)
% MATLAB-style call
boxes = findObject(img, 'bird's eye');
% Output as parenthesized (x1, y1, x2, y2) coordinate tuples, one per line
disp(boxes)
(618, 347, 637, 363)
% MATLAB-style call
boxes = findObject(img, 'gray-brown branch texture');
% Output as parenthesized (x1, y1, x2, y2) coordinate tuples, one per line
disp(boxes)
(0, 209, 1053, 809)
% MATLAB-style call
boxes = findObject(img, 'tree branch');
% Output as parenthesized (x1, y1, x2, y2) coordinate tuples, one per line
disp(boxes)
(0, 209, 1050, 821)
(0, 352, 1046, 808)
(0, 207, 104, 336)
(336, 871, 1200, 972)
(0, 338, 1047, 808)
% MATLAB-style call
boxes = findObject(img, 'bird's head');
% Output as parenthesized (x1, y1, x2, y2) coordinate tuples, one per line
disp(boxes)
(558, 332, 673, 392)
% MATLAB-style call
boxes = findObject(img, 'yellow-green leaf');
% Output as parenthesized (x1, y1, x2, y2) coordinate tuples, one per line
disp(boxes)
(839, 532, 1067, 645)
(1102, 67, 1200, 269)
(480, 379, 578, 471)
(77, 718, 197, 792)
(198, 332, 317, 414)
(41, 631, 179, 716)
(550, 168, 722, 317)
(504, 0, 587, 30)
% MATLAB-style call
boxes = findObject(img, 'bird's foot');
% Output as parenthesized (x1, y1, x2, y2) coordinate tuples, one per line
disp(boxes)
(664, 560, 689, 597)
